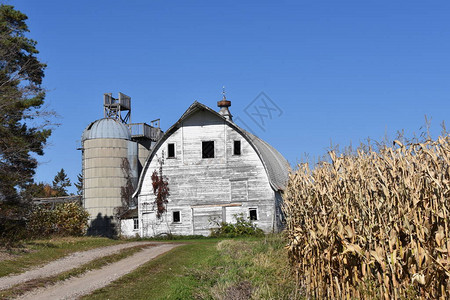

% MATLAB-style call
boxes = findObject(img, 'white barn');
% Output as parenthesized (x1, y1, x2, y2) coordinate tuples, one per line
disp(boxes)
(133, 98, 289, 237)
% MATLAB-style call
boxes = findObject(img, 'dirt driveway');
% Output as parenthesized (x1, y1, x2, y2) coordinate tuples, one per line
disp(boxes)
(0, 242, 179, 299)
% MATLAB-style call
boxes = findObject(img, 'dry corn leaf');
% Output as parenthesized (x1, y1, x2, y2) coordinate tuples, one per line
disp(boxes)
(391, 249, 397, 267)
(411, 273, 425, 285)
(371, 247, 385, 265)
(345, 225, 355, 239)
(343, 243, 363, 256)
(393, 140, 403, 148)
(389, 229, 397, 250)
(435, 247, 448, 253)
(436, 227, 445, 247)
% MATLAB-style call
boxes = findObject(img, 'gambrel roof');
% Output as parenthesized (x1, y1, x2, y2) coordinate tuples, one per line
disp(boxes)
(134, 101, 289, 196)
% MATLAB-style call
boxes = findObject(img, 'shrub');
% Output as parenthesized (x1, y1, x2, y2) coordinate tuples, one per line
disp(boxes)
(0, 203, 29, 247)
(210, 214, 264, 238)
(27, 202, 89, 237)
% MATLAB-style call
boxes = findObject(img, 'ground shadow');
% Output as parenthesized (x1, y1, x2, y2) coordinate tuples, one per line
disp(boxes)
(87, 213, 117, 238)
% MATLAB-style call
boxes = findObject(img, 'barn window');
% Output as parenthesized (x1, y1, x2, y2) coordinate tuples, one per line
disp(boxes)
(249, 208, 258, 221)
(168, 143, 175, 158)
(173, 211, 181, 223)
(202, 141, 214, 158)
(133, 217, 139, 230)
(234, 140, 241, 155)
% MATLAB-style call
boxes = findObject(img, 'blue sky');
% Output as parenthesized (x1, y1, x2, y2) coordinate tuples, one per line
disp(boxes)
(8, 0, 450, 194)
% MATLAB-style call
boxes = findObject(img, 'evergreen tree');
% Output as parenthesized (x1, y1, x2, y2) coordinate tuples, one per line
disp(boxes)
(0, 4, 51, 202)
(22, 182, 59, 198)
(52, 168, 71, 196)
(74, 172, 83, 196)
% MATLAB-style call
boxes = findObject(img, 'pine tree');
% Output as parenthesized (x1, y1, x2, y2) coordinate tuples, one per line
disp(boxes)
(21, 182, 58, 198)
(52, 168, 71, 196)
(74, 172, 83, 196)
(0, 4, 52, 202)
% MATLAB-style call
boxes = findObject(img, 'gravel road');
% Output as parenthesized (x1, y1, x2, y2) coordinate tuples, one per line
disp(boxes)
(0, 241, 163, 290)
(15, 243, 178, 300)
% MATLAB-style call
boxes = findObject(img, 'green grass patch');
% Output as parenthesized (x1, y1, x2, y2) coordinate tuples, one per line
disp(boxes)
(0, 244, 149, 299)
(83, 239, 218, 300)
(0, 236, 124, 277)
(127, 234, 209, 241)
(193, 235, 302, 299)
(83, 235, 302, 299)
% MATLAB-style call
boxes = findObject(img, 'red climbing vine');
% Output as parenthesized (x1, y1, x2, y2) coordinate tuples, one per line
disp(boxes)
(151, 157, 169, 219)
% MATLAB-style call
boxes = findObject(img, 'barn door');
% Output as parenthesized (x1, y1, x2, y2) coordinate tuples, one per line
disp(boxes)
(141, 212, 156, 237)
(192, 207, 223, 236)
(141, 211, 170, 237)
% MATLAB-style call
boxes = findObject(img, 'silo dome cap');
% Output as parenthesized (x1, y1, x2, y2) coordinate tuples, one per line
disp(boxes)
(82, 118, 131, 141)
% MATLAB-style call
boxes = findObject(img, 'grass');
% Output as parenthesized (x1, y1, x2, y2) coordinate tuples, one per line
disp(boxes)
(0, 236, 124, 277)
(83, 239, 217, 300)
(194, 235, 302, 300)
(83, 235, 302, 300)
(0, 244, 149, 299)
(0, 235, 300, 299)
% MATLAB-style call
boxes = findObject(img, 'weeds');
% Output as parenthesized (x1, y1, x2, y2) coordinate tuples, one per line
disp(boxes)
(193, 235, 301, 299)
(210, 214, 264, 238)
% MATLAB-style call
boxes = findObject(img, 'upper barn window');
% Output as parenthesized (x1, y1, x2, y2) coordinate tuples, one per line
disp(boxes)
(234, 140, 241, 155)
(202, 141, 215, 158)
(168, 143, 175, 158)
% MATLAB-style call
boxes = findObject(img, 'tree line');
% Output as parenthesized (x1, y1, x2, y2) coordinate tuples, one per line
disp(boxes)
(0, 4, 87, 243)
(25, 168, 83, 198)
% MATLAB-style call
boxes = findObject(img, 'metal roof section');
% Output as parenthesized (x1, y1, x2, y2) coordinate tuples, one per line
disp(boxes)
(134, 101, 289, 196)
(242, 130, 290, 191)
(128, 122, 163, 142)
(119, 208, 138, 219)
(82, 118, 132, 141)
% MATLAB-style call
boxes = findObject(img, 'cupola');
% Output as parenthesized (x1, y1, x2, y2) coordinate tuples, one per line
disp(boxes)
(217, 87, 232, 121)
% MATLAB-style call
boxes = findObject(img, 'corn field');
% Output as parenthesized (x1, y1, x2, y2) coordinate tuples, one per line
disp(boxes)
(283, 136, 450, 299)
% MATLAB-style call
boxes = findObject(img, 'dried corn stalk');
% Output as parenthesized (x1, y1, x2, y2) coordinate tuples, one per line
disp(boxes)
(283, 137, 450, 299)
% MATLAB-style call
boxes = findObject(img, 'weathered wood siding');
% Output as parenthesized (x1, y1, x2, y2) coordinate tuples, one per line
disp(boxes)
(138, 110, 276, 236)
(120, 218, 139, 237)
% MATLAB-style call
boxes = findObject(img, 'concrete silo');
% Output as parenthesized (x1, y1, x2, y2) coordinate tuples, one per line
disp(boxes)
(81, 118, 137, 235)
(81, 93, 162, 236)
